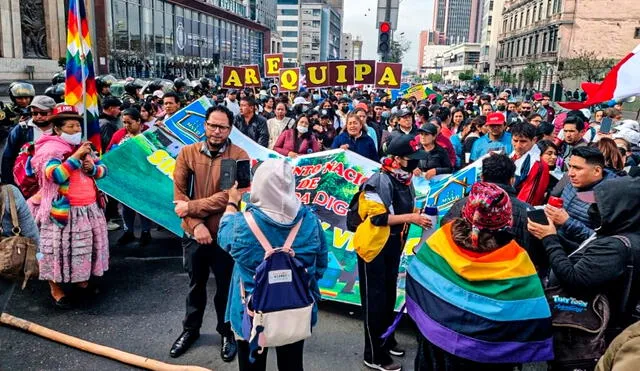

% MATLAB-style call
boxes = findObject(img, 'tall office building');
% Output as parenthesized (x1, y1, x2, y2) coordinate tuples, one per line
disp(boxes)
(245, 0, 278, 31)
(277, 0, 301, 66)
(478, 0, 504, 77)
(342, 33, 353, 60)
(432, 0, 482, 44)
(352, 37, 363, 60)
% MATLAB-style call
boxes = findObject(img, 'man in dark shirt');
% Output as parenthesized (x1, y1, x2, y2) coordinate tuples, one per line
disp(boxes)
(232, 97, 269, 148)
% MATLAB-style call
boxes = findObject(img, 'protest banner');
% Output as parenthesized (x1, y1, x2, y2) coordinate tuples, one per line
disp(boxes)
(305, 62, 329, 88)
(221, 66, 245, 89)
(374, 62, 402, 89)
(263, 53, 283, 77)
(279, 67, 300, 92)
(354, 60, 376, 85)
(98, 98, 482, 309)
(328, 61, 355, 86)
(240, 65, 261, 88)
(403, 84, 427, 100)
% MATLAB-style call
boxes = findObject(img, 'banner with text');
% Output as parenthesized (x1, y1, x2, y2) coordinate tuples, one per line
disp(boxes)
(97, 97, 482, 309)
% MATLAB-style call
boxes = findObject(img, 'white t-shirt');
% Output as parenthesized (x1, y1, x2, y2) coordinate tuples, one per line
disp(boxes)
(224, 98, 240, 116)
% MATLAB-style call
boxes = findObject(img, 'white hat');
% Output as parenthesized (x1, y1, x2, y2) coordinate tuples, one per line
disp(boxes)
(293, 97, 307, 105)
(153, 90, 164, 99)
(613, 128, 640, 146)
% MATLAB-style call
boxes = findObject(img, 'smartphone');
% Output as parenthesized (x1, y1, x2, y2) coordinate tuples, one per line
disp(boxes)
(219, 159, 236, 190)
(600, 117, 613, 134)
(527, 209, 549, 225)
(236, 160, 251, 189)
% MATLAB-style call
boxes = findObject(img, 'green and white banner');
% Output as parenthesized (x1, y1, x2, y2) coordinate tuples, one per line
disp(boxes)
(97, 97, 482, 308)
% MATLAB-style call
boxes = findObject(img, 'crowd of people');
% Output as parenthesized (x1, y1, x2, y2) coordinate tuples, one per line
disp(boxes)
(1, 75, 640, 371)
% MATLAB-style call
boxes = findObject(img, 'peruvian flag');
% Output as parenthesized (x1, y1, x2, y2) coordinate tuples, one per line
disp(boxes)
(559, 43, 640, 110)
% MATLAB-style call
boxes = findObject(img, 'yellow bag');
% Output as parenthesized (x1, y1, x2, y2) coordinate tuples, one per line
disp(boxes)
(353, 192, 390, 262)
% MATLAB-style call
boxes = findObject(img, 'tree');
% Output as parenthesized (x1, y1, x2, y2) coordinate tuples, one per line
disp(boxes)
(495, 70, 517, 85)
(458, 69, 474, 82)
(521, 63, 543, 87)
(426, 73, 443, 83)
(475, 74, 490, 90)
(387, 36, 411, 63)
(558, 50, 616, 82)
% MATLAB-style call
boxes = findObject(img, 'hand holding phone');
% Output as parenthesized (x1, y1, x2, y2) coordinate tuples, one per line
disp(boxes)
(600, 117, 613, 134)
(527, 209, 549, 225)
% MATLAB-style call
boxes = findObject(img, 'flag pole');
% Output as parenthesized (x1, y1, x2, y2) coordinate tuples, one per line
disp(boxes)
(79, 0, 88, 142)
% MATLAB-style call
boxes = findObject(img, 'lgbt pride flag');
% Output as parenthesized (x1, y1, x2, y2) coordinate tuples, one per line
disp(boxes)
(64, 0, 101, 152)
(406, 223, 553, 364)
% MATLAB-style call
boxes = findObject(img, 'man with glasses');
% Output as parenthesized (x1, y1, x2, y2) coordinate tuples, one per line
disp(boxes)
(170, 105, 249, 362)
(1, 95, 55, 184)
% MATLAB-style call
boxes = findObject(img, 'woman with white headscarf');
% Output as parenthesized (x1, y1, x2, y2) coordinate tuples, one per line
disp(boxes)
(218, 159, 328, 371)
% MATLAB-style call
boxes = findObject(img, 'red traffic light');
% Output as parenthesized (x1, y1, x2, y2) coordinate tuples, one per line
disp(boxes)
(380, 22, 391, 33)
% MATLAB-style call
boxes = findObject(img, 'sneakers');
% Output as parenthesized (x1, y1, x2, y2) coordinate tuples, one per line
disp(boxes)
(107, 220, 121, 231)
(388, 345, 405, 357)
(139, 231, 152, 246)
(363, 360, 402, 371)
(117, 231, 136, 245)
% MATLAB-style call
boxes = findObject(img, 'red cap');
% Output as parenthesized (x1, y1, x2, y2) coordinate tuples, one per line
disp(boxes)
(533, 92, 543, 101)
(486, 112, 505, 125)
(51, 104, 83, 121)
(355, 102, 369, 112)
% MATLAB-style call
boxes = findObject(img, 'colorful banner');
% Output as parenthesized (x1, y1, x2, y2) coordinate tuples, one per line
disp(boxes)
(403, 84, 428, 100)
(98, 98, 482, 309)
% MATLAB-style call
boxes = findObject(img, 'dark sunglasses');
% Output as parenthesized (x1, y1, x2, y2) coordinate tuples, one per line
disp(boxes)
(31, 111, 50, 117)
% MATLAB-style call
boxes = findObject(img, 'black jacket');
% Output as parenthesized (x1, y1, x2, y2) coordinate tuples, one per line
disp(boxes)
(418, 144, 452, 175)
(99, 113, 120, 153)
(542, 176, 640, 329)
(442, 183, 547, 273)
(233, 113, 269, 148)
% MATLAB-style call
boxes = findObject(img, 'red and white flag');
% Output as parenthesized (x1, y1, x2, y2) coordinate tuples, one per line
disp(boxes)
(559, 43, 640, 110)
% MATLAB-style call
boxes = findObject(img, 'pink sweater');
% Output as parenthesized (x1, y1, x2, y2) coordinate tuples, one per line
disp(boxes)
(273, 129, 321, 156)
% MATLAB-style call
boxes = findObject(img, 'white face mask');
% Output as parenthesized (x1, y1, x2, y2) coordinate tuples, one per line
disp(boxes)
(401, 104, 407, 109)
(297, 126, 309, 134)
(388, 126, 394, 132)
(60, 132, 82, 145)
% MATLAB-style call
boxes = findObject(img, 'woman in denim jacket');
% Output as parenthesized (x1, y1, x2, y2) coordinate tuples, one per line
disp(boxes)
(218, 158, 328, 371)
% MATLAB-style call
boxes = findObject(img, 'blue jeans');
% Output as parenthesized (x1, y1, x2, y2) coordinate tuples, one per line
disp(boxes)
(122, 206, 151, 233)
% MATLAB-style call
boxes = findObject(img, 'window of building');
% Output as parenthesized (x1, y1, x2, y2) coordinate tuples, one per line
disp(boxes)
(312, 9, 321, 17)
(538, 3, 542, 20)
(532, 6, 536, 22)
(516, 40, 520, 57)
(279, 9, 298, 16)
(282, 41, 297, 48)
(519, 11, 523, 27)
(542, 32, 547, 52)
(283, 52, 297, 59)
(489, 0, 493, 11)
(534, 34, 539, 54)
(282, 31, 298, 37)
(279, 20, 298, 27)
(312, 20, 321, 28)
(547, 0, 552, 17)
(635, 27, 640, 39)
(513, 15, 517, 30)
(488, 16, 492, 26)
(526, 9, 529, 25)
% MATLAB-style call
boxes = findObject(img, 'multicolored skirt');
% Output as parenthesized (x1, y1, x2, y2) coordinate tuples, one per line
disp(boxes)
(38, 202, 109, 283)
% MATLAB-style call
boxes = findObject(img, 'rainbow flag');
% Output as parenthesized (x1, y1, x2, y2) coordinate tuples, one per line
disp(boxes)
(64, 0, 101, 153)
(406, 223, 553, 364)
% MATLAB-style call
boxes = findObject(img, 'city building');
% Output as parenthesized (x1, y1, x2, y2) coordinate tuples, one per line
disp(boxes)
(478, 0, 504, 78)
(341, 33, 353, 60)
(496, 0, 640, 91)
(441, 42, 481, 83)
(97, 0, 273, 78)
(276, 0, 342, 65)
(432, 0, 483, 45)
(245, 0, 278, 30)
(419, 45, 449, 76)
(0, 0, 66, 80)
(352, 37, 363, 60)
(278, 0, 301, 66)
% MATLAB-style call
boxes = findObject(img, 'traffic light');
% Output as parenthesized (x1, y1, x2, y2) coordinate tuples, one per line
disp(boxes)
(378, 22, 391, 57)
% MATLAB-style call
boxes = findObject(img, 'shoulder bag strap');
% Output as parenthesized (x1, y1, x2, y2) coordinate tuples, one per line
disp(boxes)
(282, 219, 302, 251)
(0, 187, 6, 235)
(7, 189, 20, 236)
(243, 212, 274, 253)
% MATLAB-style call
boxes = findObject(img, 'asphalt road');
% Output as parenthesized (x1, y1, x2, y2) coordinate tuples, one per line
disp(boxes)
(0, 229, 419, 371)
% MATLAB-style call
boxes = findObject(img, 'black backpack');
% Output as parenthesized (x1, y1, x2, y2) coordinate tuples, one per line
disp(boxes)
(345, 190, 363, 233)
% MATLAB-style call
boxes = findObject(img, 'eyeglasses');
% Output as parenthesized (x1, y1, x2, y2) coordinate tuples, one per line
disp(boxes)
(31, 111, 50, 117)
(205, 122, 231, 132)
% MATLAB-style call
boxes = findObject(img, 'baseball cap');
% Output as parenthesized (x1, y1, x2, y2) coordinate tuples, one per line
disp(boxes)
(613, 128, 640, 146)
(356, 102, 369, 112)
(29, 95, 56, 111)
(486, 112, 506, 126)
(152, 90, 164, 99)
(417, 123, 438, 136)
(397, 108, 413, 117)
(386, 135, 426, 159)
(533, 92, 543, 101)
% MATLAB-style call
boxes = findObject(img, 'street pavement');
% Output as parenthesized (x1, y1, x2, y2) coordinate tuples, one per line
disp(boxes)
(0, 229, 418, 371)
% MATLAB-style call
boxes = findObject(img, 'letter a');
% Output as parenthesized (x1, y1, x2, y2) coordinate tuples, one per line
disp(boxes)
(224, 70, 243, 88)
(377, 67, 399, 87)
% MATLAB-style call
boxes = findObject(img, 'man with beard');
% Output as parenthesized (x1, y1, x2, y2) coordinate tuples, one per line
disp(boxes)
(1, 95, 55, 184)
(170, 105, 249, 361)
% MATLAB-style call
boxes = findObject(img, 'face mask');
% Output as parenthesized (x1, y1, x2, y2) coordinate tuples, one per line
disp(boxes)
(381, 111, 390, 119)
(401, 159, 419, 173)
(388, 126, 394, 132)
(34, 120, 51, 128)
(301, 105, 309, 113)
(497, 105, 506, 112)
(400, 104, 407, 110)
(313, 94, 320, 101)
(521, 109, 531, 116)
(297, 126, 308, 134)
(341, 106, 349, 113)
(60, 132, 82, 145)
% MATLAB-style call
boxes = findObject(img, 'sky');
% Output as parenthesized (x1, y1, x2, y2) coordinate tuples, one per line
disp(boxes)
(343, 0, 434, 71)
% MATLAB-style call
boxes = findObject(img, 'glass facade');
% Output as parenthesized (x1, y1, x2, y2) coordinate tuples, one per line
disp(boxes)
(107, 0, 264, 78)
